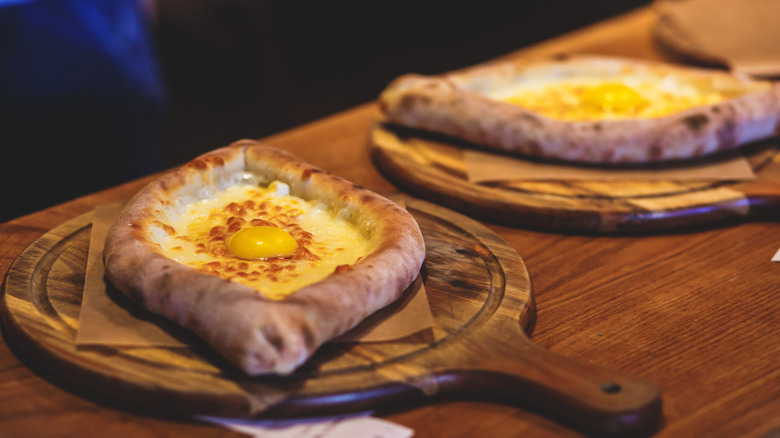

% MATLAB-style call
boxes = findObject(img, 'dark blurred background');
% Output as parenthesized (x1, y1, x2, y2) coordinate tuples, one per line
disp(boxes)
(0, 0, 650, 222)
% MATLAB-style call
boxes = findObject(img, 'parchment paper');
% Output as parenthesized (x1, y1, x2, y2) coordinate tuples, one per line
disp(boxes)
(76, 203, 434, 347)
(464, 149, 755, 183)
(654, 0, 780, 77)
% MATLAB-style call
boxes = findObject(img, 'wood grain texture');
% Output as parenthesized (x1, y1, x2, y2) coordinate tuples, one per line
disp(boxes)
(1, 6, 779, 438)
(1, 197, 660, 436)
(370, 121, 780, 233)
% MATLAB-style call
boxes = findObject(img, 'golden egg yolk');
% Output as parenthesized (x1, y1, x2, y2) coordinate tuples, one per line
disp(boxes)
(580, 83, 647, 115)
(226, 226, 298, 260)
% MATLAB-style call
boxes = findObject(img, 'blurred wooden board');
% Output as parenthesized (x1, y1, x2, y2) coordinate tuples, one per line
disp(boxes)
(370, 122, 780, 233)
(1, 197, 660, 436)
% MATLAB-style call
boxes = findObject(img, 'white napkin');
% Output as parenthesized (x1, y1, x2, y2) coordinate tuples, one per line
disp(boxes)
(200, 413, 414, 438)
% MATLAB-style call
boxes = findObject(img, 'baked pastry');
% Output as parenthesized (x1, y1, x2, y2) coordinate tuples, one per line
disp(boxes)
(103, 140, 426, 375)
(379, 55, 780, 163)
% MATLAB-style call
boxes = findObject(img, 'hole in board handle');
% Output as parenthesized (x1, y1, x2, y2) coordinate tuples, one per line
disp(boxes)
(600, 382, 622, 394)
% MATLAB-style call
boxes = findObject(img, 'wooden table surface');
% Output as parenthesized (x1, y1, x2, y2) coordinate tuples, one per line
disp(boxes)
(1, 6, 779, 438)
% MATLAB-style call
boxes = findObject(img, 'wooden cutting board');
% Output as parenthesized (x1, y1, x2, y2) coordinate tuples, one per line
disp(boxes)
(0, 197, 660, 436)
(370, 122, 780, 233)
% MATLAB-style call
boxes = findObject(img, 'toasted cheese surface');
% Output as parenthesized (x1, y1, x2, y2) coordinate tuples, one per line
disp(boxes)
(153, 181, 372, 300)
(493, 69, 767, 121)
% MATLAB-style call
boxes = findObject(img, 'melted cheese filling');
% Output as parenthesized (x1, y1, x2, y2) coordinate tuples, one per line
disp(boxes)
(154, 182, 372, 300)
(497, 75, 759, 121)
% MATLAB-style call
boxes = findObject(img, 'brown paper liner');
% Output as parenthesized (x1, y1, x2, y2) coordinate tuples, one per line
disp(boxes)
(654, 0, 780, 77)
(464, 149, 755, 183)
(77, 203, 434, 347)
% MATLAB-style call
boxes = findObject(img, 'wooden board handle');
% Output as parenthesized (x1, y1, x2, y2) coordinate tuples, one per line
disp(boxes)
(458, 344, 659, 436)
(428, 317, 661, 436)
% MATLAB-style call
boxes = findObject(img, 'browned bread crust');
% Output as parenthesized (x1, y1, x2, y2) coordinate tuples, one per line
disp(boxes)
(379, 56, 780, 163)
(103, 140, 425, 375)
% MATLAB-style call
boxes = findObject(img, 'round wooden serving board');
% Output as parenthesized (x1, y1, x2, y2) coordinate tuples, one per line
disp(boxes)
(370, 122, 780, 233)
(1, 197, 660, 436)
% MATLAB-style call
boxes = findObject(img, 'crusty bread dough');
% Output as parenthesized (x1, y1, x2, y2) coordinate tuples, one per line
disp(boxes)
(103, 140, 426, 375)
(379, 56, 780, 163)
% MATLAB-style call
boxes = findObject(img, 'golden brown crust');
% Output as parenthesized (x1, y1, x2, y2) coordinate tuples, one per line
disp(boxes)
(378, 56, 780, 164)
(103, 140, 425, 375)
